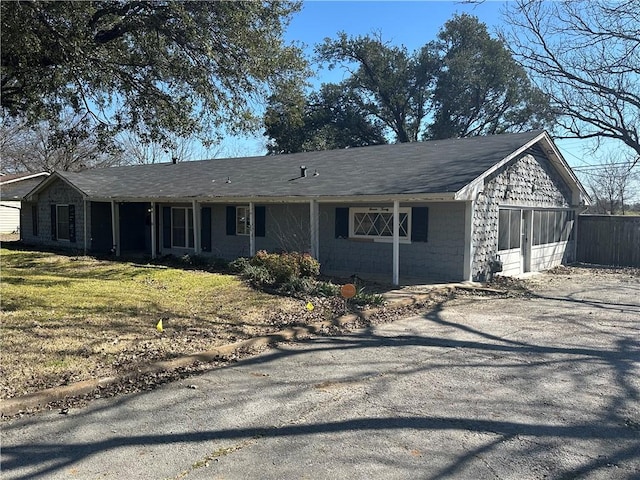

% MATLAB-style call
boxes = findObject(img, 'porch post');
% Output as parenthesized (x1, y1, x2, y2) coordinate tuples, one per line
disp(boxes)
(249, 201, 255, 257)
(463, 200, 474, 282)
(309, 199, 319, 258)
(392, 200, 400, 286)
(110, 200, 120, 256)
(83, 198, 88, 256)
(192, 200, 200, 254)
(150, 202, 157, 259)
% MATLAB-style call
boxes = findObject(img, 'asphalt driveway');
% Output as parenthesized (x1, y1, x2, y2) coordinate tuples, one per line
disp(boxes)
(2, 269, 639, 479)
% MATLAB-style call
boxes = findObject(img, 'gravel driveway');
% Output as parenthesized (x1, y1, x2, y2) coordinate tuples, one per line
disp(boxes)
(1, 267, 639, 479)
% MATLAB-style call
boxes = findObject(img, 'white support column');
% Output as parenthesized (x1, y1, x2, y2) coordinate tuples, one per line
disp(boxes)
(192, 200, 200, 254)
(110, 200, 120, 256)
(309, 199, 319, 258)
(150, 202, 157, 259)
(392, 200, 400, 286)
(463, 200, 474, 282)
(249, 202, 256, 257)
(83, 198, 88, 256)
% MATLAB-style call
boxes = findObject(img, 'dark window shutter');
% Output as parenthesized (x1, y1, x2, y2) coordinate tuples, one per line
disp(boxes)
(51, 205, 57, 240)
(68, 204, 76, 243)
(32, 205, 38, 236)
(335, 207, 349, 239)
(162, 207, 171, 248)
(201, 207, 212, 252)
(255, 206, 266, 237)
(411, 207, 429, 242)
(226, 206, 236, 236)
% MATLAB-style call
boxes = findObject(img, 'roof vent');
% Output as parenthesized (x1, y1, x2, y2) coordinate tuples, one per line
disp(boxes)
(300, 166, 307, 178)
(313, 169, 319, 177)
(226, 176, 231, 184)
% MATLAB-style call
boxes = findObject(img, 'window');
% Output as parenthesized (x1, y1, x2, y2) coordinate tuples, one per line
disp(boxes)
(498, 208, 521, 251)
(349, 207, 411, 241)
(532, 209, 574, 246)
(57, 205, 70, 241)
(51, 204, 75, 242)
(226, 206, 265, 237)
(236, 206, 250, 236)
(171, 207, 194, 248)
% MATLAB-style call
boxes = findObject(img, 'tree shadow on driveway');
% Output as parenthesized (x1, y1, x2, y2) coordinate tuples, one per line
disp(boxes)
(2, 285, 639, 480)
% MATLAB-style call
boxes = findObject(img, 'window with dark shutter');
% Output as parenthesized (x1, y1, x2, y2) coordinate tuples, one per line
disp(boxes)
(162, 207, 171, 248)
(68, 204, 76, 243)
(51, 205, 57, 240)
(411, 207, 428, 242)
(226, 206, 236, 236)
(335, 207, 349, 239)
(57, 206, 70, 240)
(255, 206, 266, 237)
(32, 205, 38, 236)
(201, 207, 212, 252)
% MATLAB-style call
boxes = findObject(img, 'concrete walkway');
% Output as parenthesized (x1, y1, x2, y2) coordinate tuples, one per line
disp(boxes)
(1, 273, 639, 479)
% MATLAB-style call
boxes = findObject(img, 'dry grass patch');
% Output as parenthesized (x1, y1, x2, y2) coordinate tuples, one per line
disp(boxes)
(0, 248, 307, 399)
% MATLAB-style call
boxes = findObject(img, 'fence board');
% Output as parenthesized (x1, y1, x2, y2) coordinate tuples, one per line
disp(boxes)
(577, 215, 640, 267)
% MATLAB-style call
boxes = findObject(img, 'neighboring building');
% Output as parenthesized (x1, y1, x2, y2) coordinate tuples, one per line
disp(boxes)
(0, 172, 49, 234)
(22, 131, 590, 284)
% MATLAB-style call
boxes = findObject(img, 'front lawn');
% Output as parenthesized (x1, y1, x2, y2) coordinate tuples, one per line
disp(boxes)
(0, 248, 319, 399)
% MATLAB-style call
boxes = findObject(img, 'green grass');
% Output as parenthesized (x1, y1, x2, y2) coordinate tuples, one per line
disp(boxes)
(0, 248, 301, 399)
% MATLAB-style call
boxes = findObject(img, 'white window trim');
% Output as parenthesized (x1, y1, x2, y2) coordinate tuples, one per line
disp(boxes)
(171, 207, 194, 249)
(56, 204, 70, 242)
(349, 207, 412, 243)
(236, 205, 250, 236)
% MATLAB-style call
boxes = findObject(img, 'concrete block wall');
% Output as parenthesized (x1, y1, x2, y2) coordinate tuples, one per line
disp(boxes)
(318, 202, 466, 282)
(471, 150, 574, 280)
(257, 204, 310, 253)
(21, 179, 87, 251)
(206, 203, 310, 260)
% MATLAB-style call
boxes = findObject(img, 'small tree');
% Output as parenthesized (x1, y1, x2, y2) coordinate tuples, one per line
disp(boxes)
(503, 0, 640, 166)
(583, 153, 639, 215)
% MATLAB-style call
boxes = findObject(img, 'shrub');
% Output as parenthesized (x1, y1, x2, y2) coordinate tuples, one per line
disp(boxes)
(351, 288, 385, 307)
(251, 250, 320, 285)
(242, 264, 274, 286)
(179, 253, 211, 267)
(297, 252, 321, 278)
(315, 281, 340, 297)
(228, 257, 250, 273)
(281, 277, 316, 296)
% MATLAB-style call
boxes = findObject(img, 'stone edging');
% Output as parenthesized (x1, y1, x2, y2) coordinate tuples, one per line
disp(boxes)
(0, 290, 450, 417)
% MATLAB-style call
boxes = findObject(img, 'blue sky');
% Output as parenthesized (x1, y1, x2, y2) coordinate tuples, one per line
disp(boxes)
(214, 0, 629, 195)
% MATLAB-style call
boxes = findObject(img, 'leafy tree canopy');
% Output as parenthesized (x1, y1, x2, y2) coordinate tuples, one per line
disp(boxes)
(427, 14, 555, 139)
(316, 31, 439, 143)
(264, 81, 386, 154)
(1, 1, 307, 152)
(265, 14, 554, 151)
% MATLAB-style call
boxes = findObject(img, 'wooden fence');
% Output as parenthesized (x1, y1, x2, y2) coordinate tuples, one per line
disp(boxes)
(577, 215, 640, 267)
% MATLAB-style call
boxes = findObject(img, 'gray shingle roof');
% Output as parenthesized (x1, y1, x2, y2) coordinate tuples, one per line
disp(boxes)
(56, 131, 545, 200)
(0, 176, 48, 200)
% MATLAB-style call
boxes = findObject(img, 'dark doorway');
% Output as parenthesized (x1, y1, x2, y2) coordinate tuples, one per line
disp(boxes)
(119, 203, 151, 254)
(90, 202, 113, 254)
